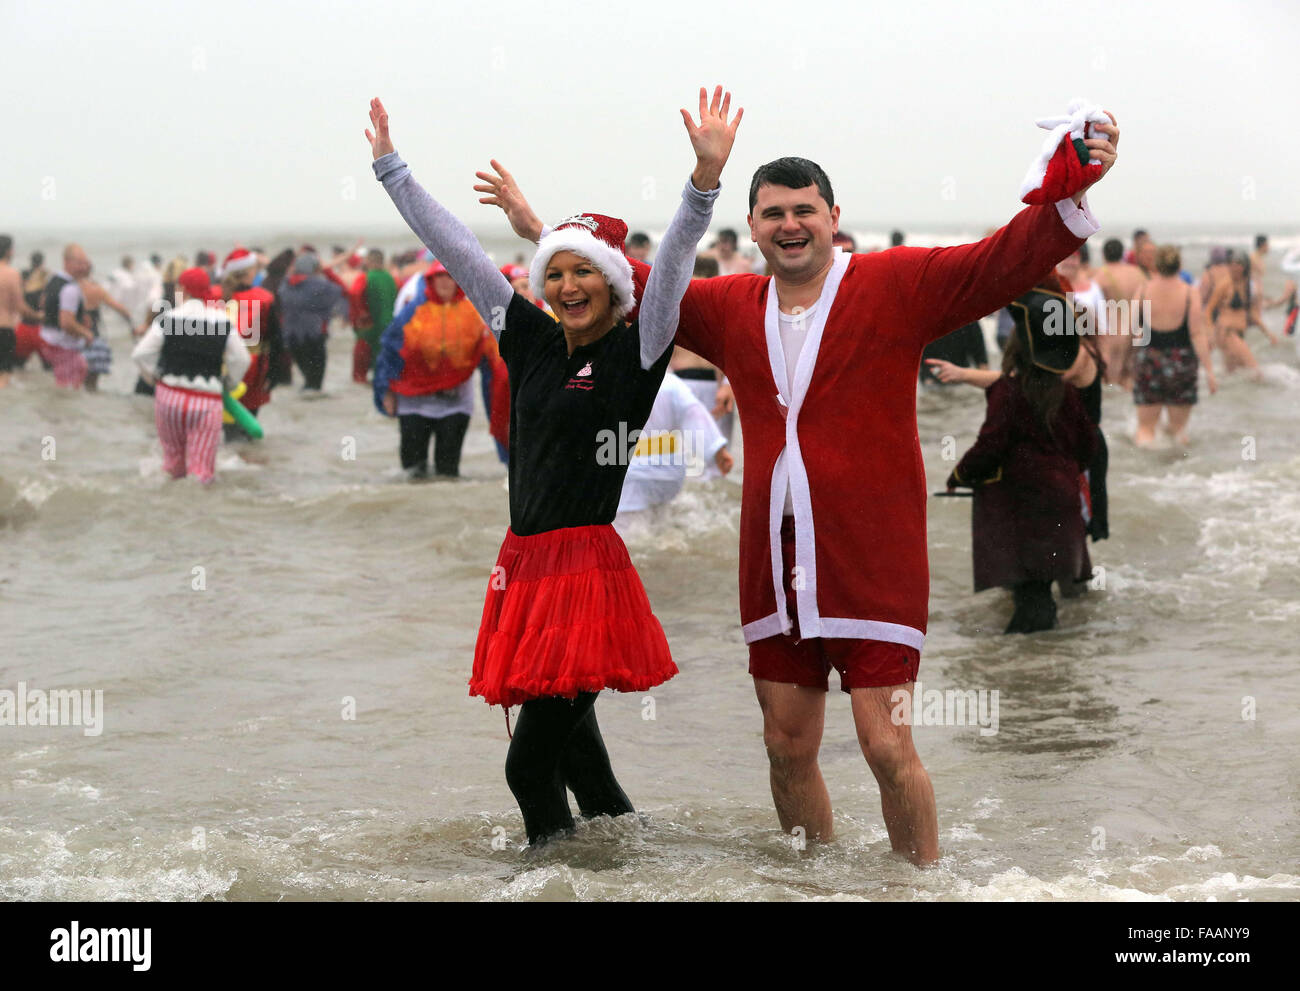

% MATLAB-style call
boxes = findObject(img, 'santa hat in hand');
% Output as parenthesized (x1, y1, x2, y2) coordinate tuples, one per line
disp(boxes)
(1019, 98, 1110, 205)
(222, 248, 258, 276)
(529, 213, 636, 319)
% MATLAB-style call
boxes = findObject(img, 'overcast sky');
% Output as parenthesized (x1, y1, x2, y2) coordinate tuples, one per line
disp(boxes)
(4, 0, 1297, 235)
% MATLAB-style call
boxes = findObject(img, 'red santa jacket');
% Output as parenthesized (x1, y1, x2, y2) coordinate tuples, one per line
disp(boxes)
(640, 198, 1097, 651)
(229, 286, 275, 411)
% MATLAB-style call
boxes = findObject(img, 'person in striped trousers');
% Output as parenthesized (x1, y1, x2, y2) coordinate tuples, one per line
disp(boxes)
(131, 267, 250, 483)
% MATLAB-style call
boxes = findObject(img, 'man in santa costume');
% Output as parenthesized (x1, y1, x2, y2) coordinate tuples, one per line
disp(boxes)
(479, 107, 1120, 865)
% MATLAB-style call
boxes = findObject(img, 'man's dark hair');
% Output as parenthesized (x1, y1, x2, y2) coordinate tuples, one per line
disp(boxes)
(1078, 241, 1091, 265)
(890, 229, 905, 248)
(0, 235, 12, 259)
(627, 232, 652, 250)
(748, 157, 834, 213)
(1102, 238, 1124, 263)
(367, 248, 384, 264)
(150, 253, 162, 267)
(693, 255, 720, 278)
(31, 251, 44, 267)
(1255, 234, 1268, 249)
(1132, 229, 1148, 243)
(716, 228, 738, 248)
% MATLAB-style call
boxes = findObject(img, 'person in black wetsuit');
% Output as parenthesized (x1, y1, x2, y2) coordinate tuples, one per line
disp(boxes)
(366, 87, 742, 846)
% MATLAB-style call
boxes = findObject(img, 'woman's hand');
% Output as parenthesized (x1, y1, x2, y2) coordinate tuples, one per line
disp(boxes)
(365, 98, 395, 160)
(714, 447, 734, 475)
(474, 160, 544, 243)
(1206, 369, 1218, 395)
(924, 358, 967, 384)
(682, 85, 743, 192)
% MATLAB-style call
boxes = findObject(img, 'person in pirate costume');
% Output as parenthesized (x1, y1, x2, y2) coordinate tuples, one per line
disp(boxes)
(364, 86, 743, 846)
(131, 267, 251, 483)
(947, 275, 1099, 634)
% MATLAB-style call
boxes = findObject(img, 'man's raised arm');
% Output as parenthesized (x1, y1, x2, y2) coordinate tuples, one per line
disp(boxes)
(891, 115, 1119, 346)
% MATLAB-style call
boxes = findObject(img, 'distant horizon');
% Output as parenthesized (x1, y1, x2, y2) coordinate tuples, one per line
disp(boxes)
(4, 0, 1297, 233)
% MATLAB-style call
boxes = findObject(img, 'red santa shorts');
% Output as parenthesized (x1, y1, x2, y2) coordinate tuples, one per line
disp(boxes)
(748, 518, 921, 692)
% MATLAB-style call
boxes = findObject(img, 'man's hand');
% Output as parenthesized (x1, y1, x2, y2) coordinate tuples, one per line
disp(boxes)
(681, 85, 743, 192)
(365, 97, 395, 160)
(382, 391, 397, 416)
(715, 447, 734, 475)
(1072, 111, 1119, 205)
(712, 379, 735, 416)
(474, 160, 544, 244)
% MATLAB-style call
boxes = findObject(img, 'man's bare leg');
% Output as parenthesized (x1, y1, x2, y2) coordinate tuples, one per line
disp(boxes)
(754, 677, 832, 841)
(850, 683, 940, 865)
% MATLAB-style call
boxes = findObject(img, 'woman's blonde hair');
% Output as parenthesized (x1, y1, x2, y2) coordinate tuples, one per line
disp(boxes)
(1154, 244, 1181, 277)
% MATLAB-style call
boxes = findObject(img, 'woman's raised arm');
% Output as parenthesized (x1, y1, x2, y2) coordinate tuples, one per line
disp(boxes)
(366, 98, 513, 336)
(635, 86, 742, 370)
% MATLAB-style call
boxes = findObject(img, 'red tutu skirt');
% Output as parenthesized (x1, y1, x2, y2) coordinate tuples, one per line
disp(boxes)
(470, 524, 677, 707)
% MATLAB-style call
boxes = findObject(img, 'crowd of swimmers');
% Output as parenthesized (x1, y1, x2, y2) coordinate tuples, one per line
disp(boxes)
(4, 92, 1293, 861)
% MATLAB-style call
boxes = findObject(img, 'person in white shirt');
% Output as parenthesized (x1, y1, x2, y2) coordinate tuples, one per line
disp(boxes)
(615, 371, 733, 531)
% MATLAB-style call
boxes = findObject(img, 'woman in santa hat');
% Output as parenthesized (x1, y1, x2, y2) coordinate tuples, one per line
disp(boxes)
(365, 86, 742, 846)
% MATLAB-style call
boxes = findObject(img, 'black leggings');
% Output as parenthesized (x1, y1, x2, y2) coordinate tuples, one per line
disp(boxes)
(290, 335, 327, 390)
(504, 692, 634, 845)
(399, 413, 469, 477)
(1005, 580, 1057, 634)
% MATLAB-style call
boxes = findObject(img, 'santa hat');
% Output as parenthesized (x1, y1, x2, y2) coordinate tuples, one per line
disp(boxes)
(500, 263, 529, 282)
(1019, 98, 1109, 205)
(529, 213, 635, 319)
(177, 266, 211, 300)
(223, 248, 258, 275)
